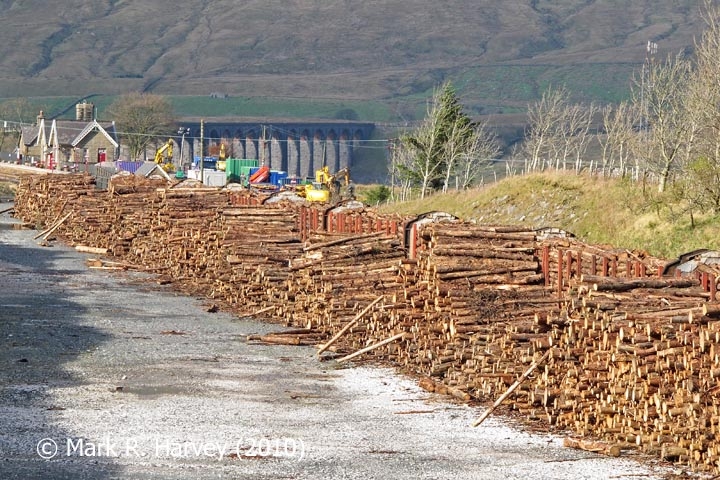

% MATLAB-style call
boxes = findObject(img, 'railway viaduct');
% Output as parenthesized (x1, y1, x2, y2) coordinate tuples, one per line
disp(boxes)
(177, 120, 375, 178)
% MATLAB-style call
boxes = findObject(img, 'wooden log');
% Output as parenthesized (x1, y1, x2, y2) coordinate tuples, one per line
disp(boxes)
(563, 437, 622, 457)
(703, 303, 720, 319)
(317, 295, 385, 356)
(472, 348, 554, 427)
(75, 245, 109, 255)
(336, 332, 407, 363)
(303, 231, 384, 252)
(581, 275, 700, 292)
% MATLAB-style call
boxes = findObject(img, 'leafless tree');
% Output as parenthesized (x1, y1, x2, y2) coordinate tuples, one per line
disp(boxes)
(454, 121, 501, 189)
(599, 102, 635, 178)
(678, 0, 720, 212)
(388, 139, 414, 202)
(107, 92, 176, 161)
(633, 53, 693, 192)
(0, 98, 35, 152)
(522, 87, 569, 172)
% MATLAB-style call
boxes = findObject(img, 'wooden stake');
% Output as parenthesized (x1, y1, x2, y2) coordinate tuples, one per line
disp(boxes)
(41, 211, 73, 240)
(336, 332, 407, 363)
(317, 295, 384, 356)
(472, 348, 554, 427)
(34, 211, 72, 240)
(252, 305, 276, 316)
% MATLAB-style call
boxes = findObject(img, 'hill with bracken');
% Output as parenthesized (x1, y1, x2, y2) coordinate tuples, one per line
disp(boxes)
(0, 1, 707, 121)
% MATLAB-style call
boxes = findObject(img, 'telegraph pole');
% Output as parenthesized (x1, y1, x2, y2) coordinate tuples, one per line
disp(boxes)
(200, 119, 204, 183)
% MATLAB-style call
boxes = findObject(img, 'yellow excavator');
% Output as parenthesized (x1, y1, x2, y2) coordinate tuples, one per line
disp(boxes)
(216, 144, 227, 172)
(301, 166, 351, 203)
(154, 139, 174, 172)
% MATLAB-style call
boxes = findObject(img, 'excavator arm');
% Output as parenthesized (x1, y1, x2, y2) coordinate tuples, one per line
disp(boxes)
(154, 139, 173, 164)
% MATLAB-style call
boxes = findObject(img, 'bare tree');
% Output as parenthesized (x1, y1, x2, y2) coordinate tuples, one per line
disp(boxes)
(455, 121, 501, 189)
(521, 86, 569, 171)
(566, 102, 597, 173)
(106, 92, 176, 161)
(634, 53, 693, 192)
(0, 98, 35, 152)
(388, 139, 414, 202)
(598, 102, 639, 177)
(678, 0, 720, 212)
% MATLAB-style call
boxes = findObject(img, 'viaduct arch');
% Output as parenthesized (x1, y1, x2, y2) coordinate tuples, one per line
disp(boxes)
(176, 121, 374, 177)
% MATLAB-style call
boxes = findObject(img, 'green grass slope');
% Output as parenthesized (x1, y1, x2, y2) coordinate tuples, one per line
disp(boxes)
(380, 172, 720, 260)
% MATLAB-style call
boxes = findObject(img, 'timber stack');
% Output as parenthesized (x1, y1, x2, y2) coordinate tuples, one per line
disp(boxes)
(399, 222, 556, 401)
(13, 173, 720, 474)
(214, 201, 302, 317)
(286, 231, 406, 354)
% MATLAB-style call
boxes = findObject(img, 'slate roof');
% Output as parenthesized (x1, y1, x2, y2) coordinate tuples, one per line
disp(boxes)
(135, 161, 171, 181)
(50, 119, 118, 147)
(20, 125, 39, 146)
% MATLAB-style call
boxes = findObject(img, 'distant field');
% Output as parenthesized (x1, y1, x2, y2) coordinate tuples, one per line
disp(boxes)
(17, 61, 638, 126)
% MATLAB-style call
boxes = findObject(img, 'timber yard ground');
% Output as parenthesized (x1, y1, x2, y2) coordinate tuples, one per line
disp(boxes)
(0, 200, 687, 480)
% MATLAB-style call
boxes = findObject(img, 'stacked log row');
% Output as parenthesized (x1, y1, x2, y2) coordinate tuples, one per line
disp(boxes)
(284, 231, 407, 356)
(540, 236, 667, 295)
(523, 274, 720, 473)
(122, 187, 233, 295)
(212, 202, 302, 316)
(15, 174, 720, 474)
(14, 174, 97, 228)
(398, 223, 556, 401)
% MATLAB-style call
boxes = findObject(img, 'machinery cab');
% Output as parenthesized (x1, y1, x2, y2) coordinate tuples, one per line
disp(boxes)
(304, 182, 331, 203)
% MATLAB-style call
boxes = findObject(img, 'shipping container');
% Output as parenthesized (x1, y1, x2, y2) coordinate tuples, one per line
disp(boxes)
(116, 161, 143, 174)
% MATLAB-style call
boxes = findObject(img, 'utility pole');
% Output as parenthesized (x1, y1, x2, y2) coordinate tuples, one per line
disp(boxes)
(641, 40, 658, 133)
(260, 125, 266, 166)
(200, 119, 204, 184)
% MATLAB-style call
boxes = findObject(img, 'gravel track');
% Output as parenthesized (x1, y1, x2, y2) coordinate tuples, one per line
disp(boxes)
(0, 202, 679, 479)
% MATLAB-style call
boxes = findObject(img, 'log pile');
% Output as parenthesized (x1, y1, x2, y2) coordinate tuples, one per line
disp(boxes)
(211, 203, 302, 315)
(14, 174, 720, 474)
(14, 174, 96, 228)
(522, 273, 720, 473)
(122, 187, 233, 293)
(285, 231, 407, 356)
(398, 223, 555, 401)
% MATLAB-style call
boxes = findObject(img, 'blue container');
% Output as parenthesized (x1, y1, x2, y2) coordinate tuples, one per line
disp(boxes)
(117, 161, 143, 174)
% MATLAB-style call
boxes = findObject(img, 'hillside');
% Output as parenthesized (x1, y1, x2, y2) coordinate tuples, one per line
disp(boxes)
(0, 1, 706, 121)
(378, 172, 720, 260)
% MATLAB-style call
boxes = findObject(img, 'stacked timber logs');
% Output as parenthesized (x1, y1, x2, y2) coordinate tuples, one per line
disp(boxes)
(123, 187, 233, 293)
(16, 174, 720, 474)
(212, 202, 302, 315)
(14, 174, 97, 228)
(523, 273, 720, 473)
(285, 231, 407, 357)
(398, 223, 556, 401)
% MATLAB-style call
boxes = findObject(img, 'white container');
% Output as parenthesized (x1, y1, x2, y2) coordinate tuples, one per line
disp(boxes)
(203, 170, 227, 187)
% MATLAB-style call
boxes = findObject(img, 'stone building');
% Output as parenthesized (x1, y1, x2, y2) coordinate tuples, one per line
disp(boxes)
(17, 105, 118, 169)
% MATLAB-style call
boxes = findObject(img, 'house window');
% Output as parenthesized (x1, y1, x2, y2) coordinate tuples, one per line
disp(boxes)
(83, 148, 89, 163)
(98, 148, 107, 163)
